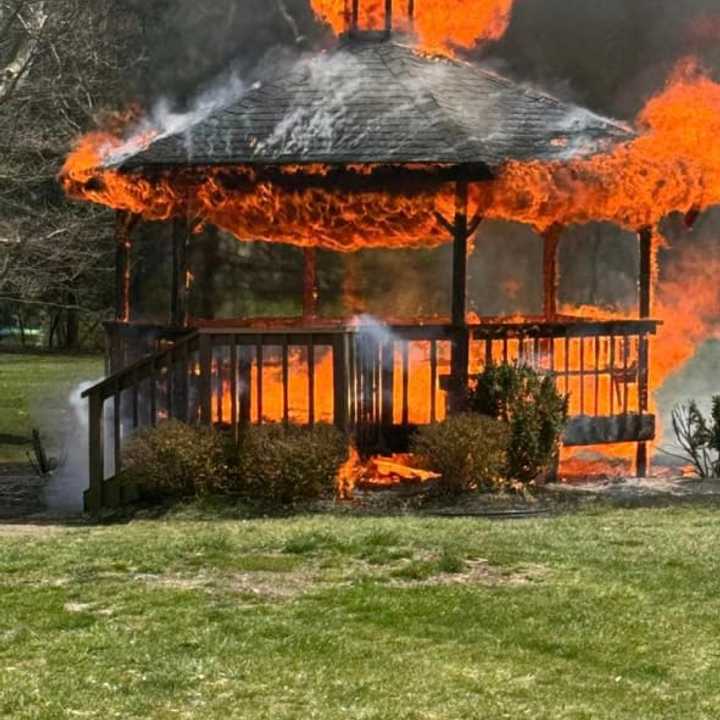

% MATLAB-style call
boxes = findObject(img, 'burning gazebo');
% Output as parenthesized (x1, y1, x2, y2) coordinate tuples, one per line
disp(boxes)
(64, 1, 660, 511)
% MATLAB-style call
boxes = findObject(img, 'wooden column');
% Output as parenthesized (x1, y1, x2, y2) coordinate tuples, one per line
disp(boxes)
(351, 0, 359, 31)
(303, 247, 319, 320)
(542, 225, 562, 318)
(115, 212, 135, 323)
(636, 227, 653, 478)
(333, 334, 351, 432)
(450, 181, 470, 413)
(638, 227, 653, 319)
(171, 218, 191, 327)
(385, 0, 393, 33)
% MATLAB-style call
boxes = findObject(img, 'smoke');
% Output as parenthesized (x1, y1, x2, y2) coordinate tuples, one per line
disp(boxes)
(44, 380, 102, 514)
(485, 0, 720, 119)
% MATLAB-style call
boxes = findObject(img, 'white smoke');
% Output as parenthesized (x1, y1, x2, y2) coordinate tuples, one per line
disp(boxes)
(44, 379, 102, 514)
(101, 73, 252, 168)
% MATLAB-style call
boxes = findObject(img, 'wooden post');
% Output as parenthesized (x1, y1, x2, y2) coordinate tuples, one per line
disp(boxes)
(385, 0, 393, 33)
(333, 334, 350, 432)
(351, 0, 359, 32)
(115, 212, 135, 323)
(636, 226, 653, 478)
(198, 334, 213, 425)
(171, 218, 190, 327)
(638, 227, 653, 319)
(303, 247, 319, 320)
(86, 392, 105, 514)
(542, 225, 562, 319)
(381, 340, 395, 428)
(450, 181, 470, 413)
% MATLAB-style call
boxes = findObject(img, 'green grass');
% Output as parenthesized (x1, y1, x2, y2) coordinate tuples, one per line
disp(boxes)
(0, 352, 103, 463)
(2, 506, 720, 718)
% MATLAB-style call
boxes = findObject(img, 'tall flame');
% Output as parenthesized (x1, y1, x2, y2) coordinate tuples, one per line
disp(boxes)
(310, 0, 515, 53)
(487, 60, 720, 232)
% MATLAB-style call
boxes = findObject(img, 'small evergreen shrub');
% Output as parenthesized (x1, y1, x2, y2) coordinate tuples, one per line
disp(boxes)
(227, 423, 348, 503)
(122, 420, 227, 497)
(468, 363, 568, 483)
(411, 414, 510, 494)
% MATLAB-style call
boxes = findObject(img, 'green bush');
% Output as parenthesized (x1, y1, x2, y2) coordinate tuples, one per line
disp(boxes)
(122, 420, 227, 497)
(411, 414, 510, 494)
(468, 363, 568, 483)
(670, 396, 720, 478)
(227, 423, 348, 503)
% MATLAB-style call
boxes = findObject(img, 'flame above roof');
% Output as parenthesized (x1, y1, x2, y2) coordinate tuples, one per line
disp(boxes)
(122, 36, 632, 172)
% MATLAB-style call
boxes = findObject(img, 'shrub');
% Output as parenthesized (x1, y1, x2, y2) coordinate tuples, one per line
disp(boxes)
(227, 423, 348, 503)
(468, 363, 568, 483)
(669, 397, 720, 479)
(411, 414, 510, 494)
(122, 420, 227, 497)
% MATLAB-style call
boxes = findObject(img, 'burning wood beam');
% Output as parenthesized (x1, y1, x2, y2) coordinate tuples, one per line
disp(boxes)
(114, 212, 137, 323)
(542, 224, 563, 319)
(171, 217, 190, 327)
(303, 247, 319, 320)
(636, 226, 654, 478)
(450, 180, 471, 412)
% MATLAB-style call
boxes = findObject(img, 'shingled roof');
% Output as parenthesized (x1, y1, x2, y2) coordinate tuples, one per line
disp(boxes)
(122, 37, 632, 171)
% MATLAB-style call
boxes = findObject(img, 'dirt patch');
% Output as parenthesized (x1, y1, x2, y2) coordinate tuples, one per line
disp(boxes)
(133, 569, 317, 601)
(547, 476, 720, 506)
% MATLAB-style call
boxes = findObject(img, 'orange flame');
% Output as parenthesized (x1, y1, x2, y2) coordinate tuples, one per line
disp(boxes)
(487, 60, 720, 232)
(310, 0, 515, 53)
(62, 61, 720, 249)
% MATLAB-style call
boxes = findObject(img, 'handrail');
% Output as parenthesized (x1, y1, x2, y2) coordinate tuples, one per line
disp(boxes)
(82, 330, 200, 401)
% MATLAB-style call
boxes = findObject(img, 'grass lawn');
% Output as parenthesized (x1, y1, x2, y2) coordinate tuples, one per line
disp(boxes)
(1, 505, 720, 718)
(0, 353, 103, 463)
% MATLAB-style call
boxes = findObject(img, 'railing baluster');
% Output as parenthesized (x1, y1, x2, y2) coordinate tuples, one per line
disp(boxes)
(402, 341, 410, 427)
(150, 358, 157, 427)
(282, 338, 290, 426)
(132, 368, 139, 430)
(230, 339, 238, 441)
(580, 338, 585, 415)
(199, 333, 213, 425)
(256, 337, 264, 425)
(167, 355, 174, 420)
(307, 336, 315, 426)
(239, 347, 251, 425)
(622, 335, 629, 415)
(594, 336, 600, 417)
(181, 340, 190, 423)
(381, 340, 394, 428)
(609, 334, 616, 416)
(430, 340, 438, 424)
(216, 343, 224, 425)
(114, 382, 122, 476)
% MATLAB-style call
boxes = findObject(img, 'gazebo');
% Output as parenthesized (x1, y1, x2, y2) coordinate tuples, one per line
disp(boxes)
(75, 3, 658, 511)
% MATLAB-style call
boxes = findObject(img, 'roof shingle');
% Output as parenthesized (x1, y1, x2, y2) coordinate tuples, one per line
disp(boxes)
(122, 38, 631, 170)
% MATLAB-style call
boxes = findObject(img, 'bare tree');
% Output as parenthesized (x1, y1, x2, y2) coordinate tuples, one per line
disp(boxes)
(0, 0, 147, 345)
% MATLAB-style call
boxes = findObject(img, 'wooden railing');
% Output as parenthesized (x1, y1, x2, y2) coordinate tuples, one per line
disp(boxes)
(84, 318, 659, 511)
